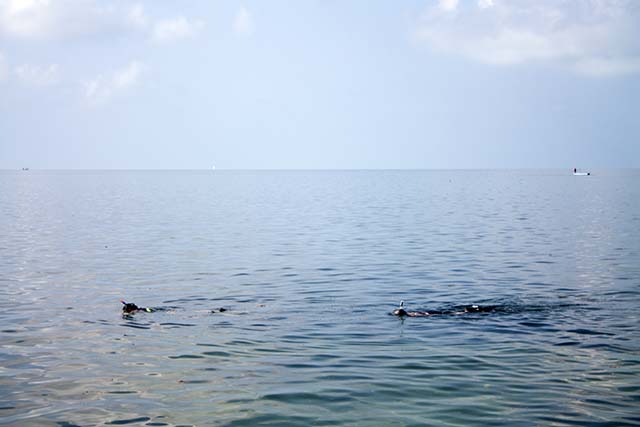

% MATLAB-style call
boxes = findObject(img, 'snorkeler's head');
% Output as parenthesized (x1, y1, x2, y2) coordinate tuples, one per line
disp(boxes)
(121, 300, 140, 313)
(393, 301, 408, 317)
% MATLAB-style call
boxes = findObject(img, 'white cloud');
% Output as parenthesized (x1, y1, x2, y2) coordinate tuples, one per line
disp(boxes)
(15, 63, 60, 86)
(414, 0, 640, 77)
(113, 60, 143, 88)
(0, 0, 55, 39)
(84, 60, 144, 105)
(126, 3, 148, 31)
(0, 1, 205, 44)
(0, 0, 116, 40)
(439, 0, 458, 12)
(152, 16, 204, 43)
(233, 6, 254, 36)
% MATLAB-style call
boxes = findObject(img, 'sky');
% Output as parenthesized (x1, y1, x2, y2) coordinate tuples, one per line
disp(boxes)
(0, 0, 639, 169)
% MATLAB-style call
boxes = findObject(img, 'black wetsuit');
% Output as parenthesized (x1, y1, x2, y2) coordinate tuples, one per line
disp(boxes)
(394, 305, 500, 317)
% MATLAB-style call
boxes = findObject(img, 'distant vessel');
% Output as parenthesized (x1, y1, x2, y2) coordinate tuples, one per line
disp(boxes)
(21, 167, 29, 171)
(573, 168, 590, 176)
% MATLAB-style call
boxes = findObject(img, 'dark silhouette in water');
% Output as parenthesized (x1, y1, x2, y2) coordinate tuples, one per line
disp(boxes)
(392, 300, 504, 317)
(121, 300, 153, 314)
(121, 300, 226, 315)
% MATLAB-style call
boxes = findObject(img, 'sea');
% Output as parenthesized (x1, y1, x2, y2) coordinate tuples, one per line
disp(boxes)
(1, 169, 639, 427)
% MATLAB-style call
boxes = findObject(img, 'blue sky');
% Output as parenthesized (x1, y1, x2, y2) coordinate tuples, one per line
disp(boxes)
(1, 0, 639, 169)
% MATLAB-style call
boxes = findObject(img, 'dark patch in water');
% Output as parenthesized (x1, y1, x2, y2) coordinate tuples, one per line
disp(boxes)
(262, 391, 327, 403)
(519, 321, 550, 328)
(160, 322, 196, 327)
(107, 417, 151, 425)
(169, 354, 204, 359)
(202, 351, 231, 357)
(120, 323, 151, 330)
(278, 363, 315, 369)
(568, 328, 614, 336)
(554, 341, 580, 347)
(526, 282, 551, 286)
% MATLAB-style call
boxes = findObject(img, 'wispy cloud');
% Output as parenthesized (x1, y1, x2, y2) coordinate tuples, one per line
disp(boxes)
(414, 0, 640, 77)
(438, 0, 459, 12)
(15, 63, 60, 86)
(152, 16, 204, 43)
(0, 1, 205, 44)
(0, 0, 116, 40)
(84, 60, 144, 105)
(233, 6, 254, 36)
(126, 3, 148, 31)
(0, 0, 58, 39)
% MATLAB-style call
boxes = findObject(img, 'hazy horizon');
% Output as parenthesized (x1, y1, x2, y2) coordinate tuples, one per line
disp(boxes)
(5, 167, 638, 172)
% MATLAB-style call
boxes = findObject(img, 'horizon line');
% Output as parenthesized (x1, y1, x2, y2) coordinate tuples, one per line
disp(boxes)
(3, 167, 633, 171)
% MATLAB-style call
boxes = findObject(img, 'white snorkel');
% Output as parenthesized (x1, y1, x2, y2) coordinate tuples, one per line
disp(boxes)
(393, 300, 408, 317)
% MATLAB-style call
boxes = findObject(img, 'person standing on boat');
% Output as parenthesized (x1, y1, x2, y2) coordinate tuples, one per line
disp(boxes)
(573, 168, 577, 173)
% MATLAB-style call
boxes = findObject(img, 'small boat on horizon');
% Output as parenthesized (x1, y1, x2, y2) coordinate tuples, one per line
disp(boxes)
(573, 168, 590, 176)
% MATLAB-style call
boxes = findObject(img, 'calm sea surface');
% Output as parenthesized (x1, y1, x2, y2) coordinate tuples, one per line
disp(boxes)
(1, 170, 639, 427)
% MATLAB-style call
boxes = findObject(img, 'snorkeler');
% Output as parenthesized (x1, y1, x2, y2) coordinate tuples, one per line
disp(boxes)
(392, 301, 434, 317)
(121, 300, 153, 314)
(392, 301, 499, 317)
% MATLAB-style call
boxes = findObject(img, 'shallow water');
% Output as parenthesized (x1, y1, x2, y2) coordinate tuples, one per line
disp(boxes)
(1, 169, 639, 427)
